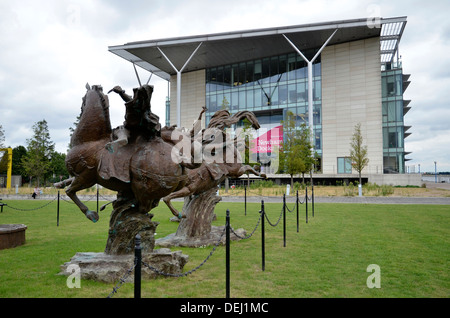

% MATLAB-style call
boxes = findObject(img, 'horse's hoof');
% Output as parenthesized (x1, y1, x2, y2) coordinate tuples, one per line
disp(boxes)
(177, 212, 186, 219)
(86, 210, 99, 223)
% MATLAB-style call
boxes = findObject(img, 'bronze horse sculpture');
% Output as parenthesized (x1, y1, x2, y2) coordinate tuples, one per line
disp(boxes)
(56, 84, 196, 222)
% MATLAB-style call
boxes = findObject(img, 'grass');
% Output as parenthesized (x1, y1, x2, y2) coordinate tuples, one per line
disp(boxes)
(0, 198, 448, 298)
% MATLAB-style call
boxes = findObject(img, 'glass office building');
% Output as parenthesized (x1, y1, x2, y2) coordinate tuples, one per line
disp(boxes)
(381, 65, 410, 173)
(205, 51, 323, 165)
(109, 17, 419, 184)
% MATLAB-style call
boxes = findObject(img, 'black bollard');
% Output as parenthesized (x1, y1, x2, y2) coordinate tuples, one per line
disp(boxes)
(283, 193, 286, 247)
(296, 190, 299, 233)
(57, 190, 60, 227)
(134, 234, 142, 299)
(226, 209, 230, 298)
(260, 200, 265, 271)
(312, 184, 315, 218)
(244, 186, 247, 216)
(306, 187, 308, 224)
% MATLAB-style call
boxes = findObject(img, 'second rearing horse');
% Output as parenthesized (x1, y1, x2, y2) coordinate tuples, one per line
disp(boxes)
(162, 110, 267, 217)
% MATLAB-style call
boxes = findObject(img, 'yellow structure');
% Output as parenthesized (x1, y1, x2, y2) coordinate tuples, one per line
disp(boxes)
(0, 148, 12, 189)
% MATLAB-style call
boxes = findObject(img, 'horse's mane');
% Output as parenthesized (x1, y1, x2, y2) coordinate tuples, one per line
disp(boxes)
(80, 85, 110, 126)
(207, 110, 260, 130)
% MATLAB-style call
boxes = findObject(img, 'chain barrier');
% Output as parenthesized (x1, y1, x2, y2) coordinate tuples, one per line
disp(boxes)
(298, 194, 306, 204)
(284, 198, 298, 213)
(230, 212, 262, 240)
(2, 186, 314, 297)
(264, 205, 284, 227)
(106, 260, 137, 298)
(5, 196, 58, 211)
(106, 225, 226, 298)
(142, 226, 226, 278)
(104, 187, 315, 297)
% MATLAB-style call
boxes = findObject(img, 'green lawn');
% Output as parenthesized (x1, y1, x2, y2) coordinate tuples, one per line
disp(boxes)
(0, 198, 448, 298)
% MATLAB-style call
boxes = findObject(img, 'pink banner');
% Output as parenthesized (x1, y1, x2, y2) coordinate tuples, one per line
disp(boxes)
(250, 125, 283, 154)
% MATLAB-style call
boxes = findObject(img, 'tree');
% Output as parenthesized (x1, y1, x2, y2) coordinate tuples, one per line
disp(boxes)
(220, 96, 230, 111)
(12, 146, 27, 175)
(296, 123, 316, 184)
(49, 151, 68, 182)
(22, 120, 55, 186)
(278, 111, 315, 188)
(68, 114, 80, 150)
(350, 123, 369, 185)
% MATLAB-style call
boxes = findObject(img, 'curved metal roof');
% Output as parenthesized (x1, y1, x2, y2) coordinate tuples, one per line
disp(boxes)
(109, 16, 406, 80)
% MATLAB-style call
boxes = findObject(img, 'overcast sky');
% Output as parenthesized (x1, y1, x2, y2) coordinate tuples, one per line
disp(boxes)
(0, 0, 449, 173)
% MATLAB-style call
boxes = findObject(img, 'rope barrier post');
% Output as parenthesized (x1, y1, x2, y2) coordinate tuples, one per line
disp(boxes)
(134, 234, 142, 299)
(306, 187, 308, 224)
(296, 190, 299, 233)
(283, 193, 286, 247)
(260, 200, 265, 271)
(244, 186, 247, 216)
(312, 183, 315, 218)
(225, 209, 230, 298)
(57, 190, 60, 227)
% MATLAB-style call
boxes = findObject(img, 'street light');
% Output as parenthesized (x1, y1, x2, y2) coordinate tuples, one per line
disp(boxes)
(434, 161, 437, 183)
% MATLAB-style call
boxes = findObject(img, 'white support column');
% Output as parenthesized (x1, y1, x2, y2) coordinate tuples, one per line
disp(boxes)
(157, 42, 203, 127)
(282, 30, 337, 144)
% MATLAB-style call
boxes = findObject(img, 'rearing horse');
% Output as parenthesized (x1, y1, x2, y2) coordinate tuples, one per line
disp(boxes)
(162, 110, 266, 217)
(58, 84, 191, 222)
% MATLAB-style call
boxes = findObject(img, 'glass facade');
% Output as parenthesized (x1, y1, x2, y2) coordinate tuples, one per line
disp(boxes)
(337, 157, 352, 174)
(205, 50, 322, 169)
(381, 68, 406, 173)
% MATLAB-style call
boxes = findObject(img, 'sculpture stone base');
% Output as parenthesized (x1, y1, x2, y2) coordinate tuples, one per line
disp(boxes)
(156, 188, 246, 247)
(156, 225, 246, 248)
(104, 196, 158, 255)
(59, 249, 188, 283)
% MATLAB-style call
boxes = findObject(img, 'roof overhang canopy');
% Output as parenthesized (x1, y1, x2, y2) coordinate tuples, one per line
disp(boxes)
(109, 16, 406, 81)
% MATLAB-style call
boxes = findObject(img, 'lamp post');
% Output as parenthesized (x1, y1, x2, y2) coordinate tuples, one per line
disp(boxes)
(434, 161, 437, 183)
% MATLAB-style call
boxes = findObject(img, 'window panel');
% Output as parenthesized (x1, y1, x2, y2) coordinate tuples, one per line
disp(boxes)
(388, 101, 396, 122)
(314, 80, 321, 101)
(245, 61, 254, 85)
(297, 82, 306, 102)
(288, 84, 297, 104)
(337, 157, 352, 174)
(279, 85, 288, 105)
(239, 90, 246, 109)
